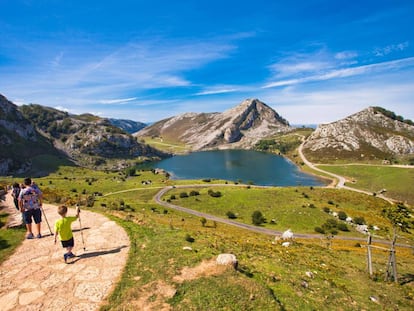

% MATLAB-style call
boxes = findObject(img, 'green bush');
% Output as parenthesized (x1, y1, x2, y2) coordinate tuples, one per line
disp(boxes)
(337, 223, 349, 231)
(338, 211, 347, 221)
(252, 211, 266, 226)
(189, 190, 200, 196)
(226, 211, 237, 219)
(323, 207, 331, 213)
(179, 192, 189, 198)
(354, 216, 366, 225)
(185, 234, 195, 243)
(314, 226, 325, 234)
(208, 189, 222, 198)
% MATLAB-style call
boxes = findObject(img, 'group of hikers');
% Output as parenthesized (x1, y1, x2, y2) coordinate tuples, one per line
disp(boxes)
(10, 177, 81, 263)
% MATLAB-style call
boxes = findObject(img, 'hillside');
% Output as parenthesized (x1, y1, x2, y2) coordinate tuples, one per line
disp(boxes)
(0, 94, 64, 175)
(303, 106, 414, 163)
(0, 94, 168, 175)
(136, 98, 292, 150)
(108, 118, 146, 134)
(19, 103, 168, 169)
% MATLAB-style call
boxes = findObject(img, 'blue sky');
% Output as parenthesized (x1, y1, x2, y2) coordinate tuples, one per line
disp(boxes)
(1, 0, 413, 124)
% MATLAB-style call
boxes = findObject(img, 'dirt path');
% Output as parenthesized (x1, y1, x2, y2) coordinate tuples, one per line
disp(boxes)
(0, 192, 130, 311)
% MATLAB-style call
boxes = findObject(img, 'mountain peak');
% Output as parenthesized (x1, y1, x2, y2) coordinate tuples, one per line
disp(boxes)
(303, 106, 414, 162)
(136, 98, 292, 150)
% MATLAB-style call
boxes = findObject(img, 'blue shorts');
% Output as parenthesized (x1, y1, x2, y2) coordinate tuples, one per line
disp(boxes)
(23, 208, 42, 224)
(61, 237, 74, 248)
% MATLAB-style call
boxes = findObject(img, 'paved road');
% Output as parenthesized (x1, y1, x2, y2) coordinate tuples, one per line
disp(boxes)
(297, 138, 396, 203)
(153, 185, 412, 248)
(0, 192, 130, 311)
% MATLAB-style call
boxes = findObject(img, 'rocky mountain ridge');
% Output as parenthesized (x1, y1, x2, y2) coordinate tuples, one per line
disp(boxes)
(0, 94, 61, 175)
(136, 98, 292, 150)
(0, 94, 167, 175)
(303, 106, 414, 162)
(108, 118, 146, 134)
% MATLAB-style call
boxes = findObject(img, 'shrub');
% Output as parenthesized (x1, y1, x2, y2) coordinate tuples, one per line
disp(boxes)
(323, 207, 331, 214)
(337, 223, 349, 231)
(354, 216, 366, 225)
(252, 210, 266, 226)
(338, 211, 347, 221)
(200, 217, 207, 227)
(202, 179, 211, 182)
(189, 190, 200, 196)
(179, 192, 189, 198)
(185, 234, 195, 243)
(208, 189, 222, 198)
(226, 211, 237, 219)
(328, 200, 334, 205)
(315, 226, 325, 234)
(170, 194, 176, 200)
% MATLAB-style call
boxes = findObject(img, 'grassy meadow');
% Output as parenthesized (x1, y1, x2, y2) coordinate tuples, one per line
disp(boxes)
(1, 166, 414, 310)
(318, 164, 414, 205)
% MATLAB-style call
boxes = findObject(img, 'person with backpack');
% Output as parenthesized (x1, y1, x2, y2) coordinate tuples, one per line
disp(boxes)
(11, 182, 21, 211)
(18, 177, 43, 239)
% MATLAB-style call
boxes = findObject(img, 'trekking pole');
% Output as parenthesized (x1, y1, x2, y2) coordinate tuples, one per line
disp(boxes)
(77, 205, 86, 250)
(40, 205, 53, 235)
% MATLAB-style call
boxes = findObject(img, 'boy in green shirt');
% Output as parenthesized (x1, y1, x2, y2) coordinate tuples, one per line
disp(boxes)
(54, 205, 80, 263)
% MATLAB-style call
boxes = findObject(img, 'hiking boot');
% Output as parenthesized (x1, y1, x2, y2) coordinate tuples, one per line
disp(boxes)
(26, 233, 34, 239)
(36, 233, 42, 239)
(68, 253, 76, 258)
(64, 253, 69, 263)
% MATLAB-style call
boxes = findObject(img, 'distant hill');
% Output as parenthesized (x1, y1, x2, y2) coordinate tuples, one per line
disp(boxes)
(108, 118, 146, 134)
(303, 106, 414, 162)
(136, 98, 292, 150)
(0, 94, 168, 176)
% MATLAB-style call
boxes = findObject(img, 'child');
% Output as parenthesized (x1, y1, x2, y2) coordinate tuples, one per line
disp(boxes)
(54, 205, 80, 263)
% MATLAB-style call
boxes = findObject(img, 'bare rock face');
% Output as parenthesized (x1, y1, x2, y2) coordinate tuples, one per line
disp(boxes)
(303, 107, 414, 161)
(136, 98, 292, 150)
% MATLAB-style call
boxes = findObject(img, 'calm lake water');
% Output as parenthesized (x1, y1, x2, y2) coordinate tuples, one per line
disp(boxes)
(144, 150, 324, 187)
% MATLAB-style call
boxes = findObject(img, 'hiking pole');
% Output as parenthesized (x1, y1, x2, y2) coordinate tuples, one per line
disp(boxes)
(40, 205, 53, 235)
(77, 205, 86, 251)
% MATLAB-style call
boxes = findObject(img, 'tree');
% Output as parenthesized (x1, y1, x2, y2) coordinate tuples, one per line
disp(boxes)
(252, 210, 266, 226)
(200, 217, 207, 227)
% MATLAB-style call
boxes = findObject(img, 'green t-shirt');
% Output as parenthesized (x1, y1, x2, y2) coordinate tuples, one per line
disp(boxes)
(54, 216, 78, 241)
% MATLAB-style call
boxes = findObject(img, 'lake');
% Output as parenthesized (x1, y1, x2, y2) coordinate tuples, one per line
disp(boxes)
(143, 150, 325, 187)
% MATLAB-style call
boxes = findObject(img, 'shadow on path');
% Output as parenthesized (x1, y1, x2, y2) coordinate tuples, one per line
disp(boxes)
(70, 245, 128, 263)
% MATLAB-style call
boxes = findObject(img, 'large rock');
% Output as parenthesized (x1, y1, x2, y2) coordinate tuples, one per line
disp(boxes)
(216, 254, 238, 269)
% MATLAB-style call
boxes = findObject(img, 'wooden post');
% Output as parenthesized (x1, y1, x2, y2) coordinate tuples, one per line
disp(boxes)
(367, 233, 373, 277)
(385, 228, 398, 283)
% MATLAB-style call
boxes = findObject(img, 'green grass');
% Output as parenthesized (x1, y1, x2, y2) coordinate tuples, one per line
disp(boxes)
(2, 165, 414, 310)
(140, 136, 190, 154)
(98, 204, 414, 310)
(318, 164, 414, 205)
(0, 212, 26, 263)
(161, 186, 405, 240)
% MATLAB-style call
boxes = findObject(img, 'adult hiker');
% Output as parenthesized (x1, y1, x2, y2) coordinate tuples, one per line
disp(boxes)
(11, 182, 21, 211)
(18, 177, 43, 239)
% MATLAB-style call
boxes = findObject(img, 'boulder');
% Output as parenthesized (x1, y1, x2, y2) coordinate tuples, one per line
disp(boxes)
(216, 254, 238, 269)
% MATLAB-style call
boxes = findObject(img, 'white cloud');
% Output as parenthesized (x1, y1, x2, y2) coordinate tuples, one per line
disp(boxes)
(373, 41, 409, 56)
(263, 56, 414, 89)
(98, 97, 138, 105)
(195, 86, 239, 96)
(335, 51, 358, 60)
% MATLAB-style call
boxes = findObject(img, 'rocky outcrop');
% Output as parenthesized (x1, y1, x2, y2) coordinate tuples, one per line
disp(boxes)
(108, 118, 146, 134)
(136, 99, 292, 150)
(0, 94, 168, 175)
(0, 94, 55, 175)
(303, 107, 414, 161)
